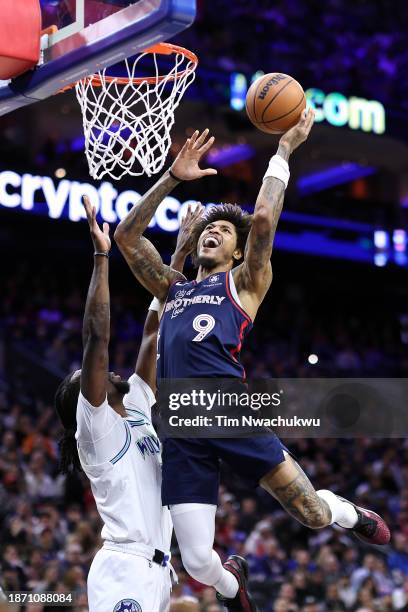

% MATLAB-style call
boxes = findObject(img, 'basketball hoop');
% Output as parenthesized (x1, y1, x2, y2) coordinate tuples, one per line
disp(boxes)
(72, 43, 198, 181)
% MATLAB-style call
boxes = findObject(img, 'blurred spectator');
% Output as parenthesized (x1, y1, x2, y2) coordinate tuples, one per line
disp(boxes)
(0, 246, 407, 612)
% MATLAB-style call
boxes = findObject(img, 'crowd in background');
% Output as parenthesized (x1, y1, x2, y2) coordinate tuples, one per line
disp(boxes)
(0, 255, 407, 611)
(0, 357, 408, 612)
(183, 0, 408, 110)
(0, 389, 407, 611)
(2, 0, 407, 185)
(2, 259, 407, 382)
(38, 0, 408, 112)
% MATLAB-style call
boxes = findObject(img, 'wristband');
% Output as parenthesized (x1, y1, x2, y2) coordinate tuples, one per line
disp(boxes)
(263, 155, 290, 188)
(94, 252, 109, 258)
(169, 168, 184, 183)
(149, 297, 161, 312)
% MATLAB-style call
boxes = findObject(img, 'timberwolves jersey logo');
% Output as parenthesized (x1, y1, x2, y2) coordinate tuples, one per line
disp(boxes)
(113, 600, 142, 612)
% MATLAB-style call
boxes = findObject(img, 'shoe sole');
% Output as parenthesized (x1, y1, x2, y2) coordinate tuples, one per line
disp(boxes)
(336, 496, 390, 545)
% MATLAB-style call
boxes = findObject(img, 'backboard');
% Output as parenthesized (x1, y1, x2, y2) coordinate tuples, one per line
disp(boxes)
(0, 0, 196, 116)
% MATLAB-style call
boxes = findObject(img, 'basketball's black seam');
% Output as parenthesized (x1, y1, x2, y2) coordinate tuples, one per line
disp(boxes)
(262, 91, 305, 123)
(249, 122, 284, 134)
(261, 92, 305, 124)
(260, 78, 294, 122)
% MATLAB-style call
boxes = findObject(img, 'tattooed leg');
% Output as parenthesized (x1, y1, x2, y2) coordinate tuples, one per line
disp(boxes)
(260, 454, 332, 529)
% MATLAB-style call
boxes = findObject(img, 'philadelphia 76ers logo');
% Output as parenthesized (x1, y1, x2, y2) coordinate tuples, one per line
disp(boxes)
(113, 600, 142, 612)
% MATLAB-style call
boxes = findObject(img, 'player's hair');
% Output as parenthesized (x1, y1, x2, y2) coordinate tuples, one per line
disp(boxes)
(54, 372, 82, 474)
(191, 203, 252, 267)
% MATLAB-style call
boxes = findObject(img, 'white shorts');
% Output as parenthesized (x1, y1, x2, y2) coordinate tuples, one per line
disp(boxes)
(88, 547, 172, 612)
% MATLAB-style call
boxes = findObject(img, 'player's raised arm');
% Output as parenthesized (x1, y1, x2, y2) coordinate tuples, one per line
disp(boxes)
(235, 109, 315, 306)
(134, 306, 160, 394)
(80, 196, 111, 407)
(114, 129, 216, 300)
(134, 204, 204, 391)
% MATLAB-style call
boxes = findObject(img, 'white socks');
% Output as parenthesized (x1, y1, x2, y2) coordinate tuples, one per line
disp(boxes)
(317, 489, 358, 528)
(170, 494, 357, 602)
(213, 555, 240, 599)
(170, 503, 239, 599)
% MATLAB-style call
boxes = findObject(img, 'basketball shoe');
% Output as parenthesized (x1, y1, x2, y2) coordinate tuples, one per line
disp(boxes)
(336, 496, 390, 545)
(216, 555, 257, 612)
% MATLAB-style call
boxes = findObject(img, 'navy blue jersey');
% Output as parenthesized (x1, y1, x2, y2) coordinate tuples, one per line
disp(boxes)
(157, 271, 252, 379)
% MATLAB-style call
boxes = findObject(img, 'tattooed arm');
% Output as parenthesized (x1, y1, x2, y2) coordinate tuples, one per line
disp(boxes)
(114, 130, 216, 300)
(80, 196, 112, 407)
(234, 109, 315, 320)
(133, 204, 205, 393)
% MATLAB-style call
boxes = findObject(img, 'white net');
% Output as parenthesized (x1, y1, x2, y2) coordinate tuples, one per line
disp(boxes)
(75, 47, 197, 181)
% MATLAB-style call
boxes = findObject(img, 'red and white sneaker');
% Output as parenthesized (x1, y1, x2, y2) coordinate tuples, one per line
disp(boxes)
(216, 555, 258, 612)
(336, 496, 391, 545)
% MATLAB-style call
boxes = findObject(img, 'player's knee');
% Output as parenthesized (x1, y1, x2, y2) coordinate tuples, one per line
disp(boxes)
(180, 546, 214, 582)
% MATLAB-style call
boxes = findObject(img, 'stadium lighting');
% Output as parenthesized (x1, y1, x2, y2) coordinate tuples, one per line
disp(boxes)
(308, 354, 319, 365)
(374, 230, 388, 249)
(393, 230, 407, 266)
(393, 229, 406, 252)
(374, 253, 388, 267)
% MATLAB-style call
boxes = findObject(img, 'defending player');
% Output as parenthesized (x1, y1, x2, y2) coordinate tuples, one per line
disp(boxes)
(114, 112, 390, 612)
(54, 197, 201, 612)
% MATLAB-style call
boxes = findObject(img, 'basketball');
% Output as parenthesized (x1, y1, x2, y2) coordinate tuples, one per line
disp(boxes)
(246, 72, 306, 134)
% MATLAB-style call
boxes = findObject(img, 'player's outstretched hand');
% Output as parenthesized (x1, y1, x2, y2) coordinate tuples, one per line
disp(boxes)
(175, 202, 205, 256)
(171, 129, 217, 181)
(279, 108, 315, 154)
(83, 195, 111, 253)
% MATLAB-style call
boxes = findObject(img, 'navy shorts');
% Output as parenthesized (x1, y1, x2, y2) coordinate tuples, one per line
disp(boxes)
(161, 435, 287, 506)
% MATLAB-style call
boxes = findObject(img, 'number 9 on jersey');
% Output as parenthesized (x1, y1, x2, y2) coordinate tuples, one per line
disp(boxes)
(192, 314, 215, 342)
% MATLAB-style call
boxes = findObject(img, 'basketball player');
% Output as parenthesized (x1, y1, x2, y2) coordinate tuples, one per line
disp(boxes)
(54, 197, 201, 612)
(114, 111, 390, 612)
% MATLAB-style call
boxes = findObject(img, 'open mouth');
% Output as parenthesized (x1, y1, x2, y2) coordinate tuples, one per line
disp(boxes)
(203, 235, 221, 249)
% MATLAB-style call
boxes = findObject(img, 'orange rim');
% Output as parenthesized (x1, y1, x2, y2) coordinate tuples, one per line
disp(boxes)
(41, 25, 58, 36)
(59, 43, 198, 93)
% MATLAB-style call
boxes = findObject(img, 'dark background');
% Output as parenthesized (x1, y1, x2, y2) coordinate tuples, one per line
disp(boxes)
(0, 1, 407, 611)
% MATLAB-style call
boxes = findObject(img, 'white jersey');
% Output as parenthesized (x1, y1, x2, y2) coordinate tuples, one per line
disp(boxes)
(76, 374, 172, 553)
